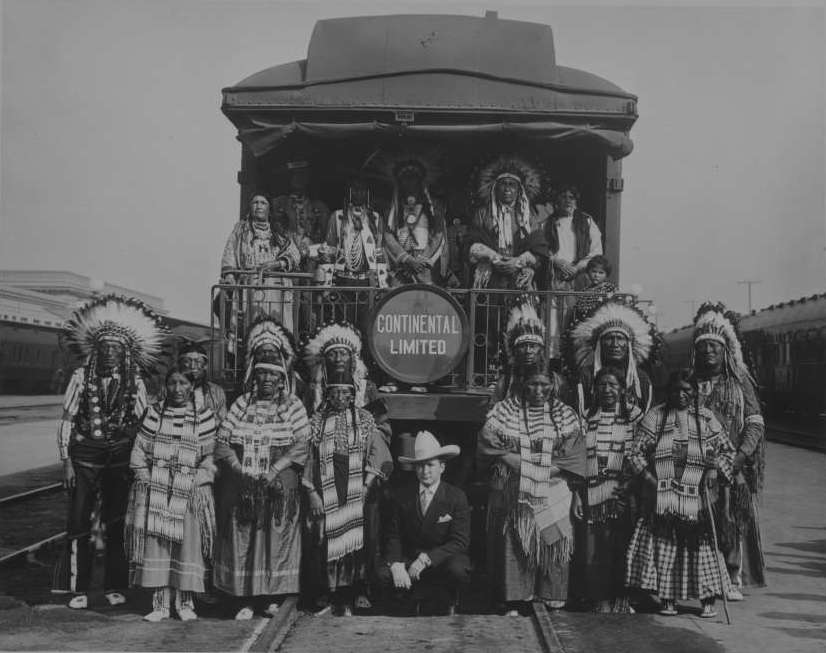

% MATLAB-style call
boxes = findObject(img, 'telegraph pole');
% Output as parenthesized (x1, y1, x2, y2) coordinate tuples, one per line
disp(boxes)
(738, 280, 761, 313)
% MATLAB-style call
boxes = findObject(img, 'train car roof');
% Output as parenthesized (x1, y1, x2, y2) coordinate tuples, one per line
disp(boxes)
(739, 293, 826, 334)
(222, 13, 638, 158)
(666, 293, 826, 339)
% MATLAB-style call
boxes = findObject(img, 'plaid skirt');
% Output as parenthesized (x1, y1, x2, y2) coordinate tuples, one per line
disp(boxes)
(625, 516, 732, 601)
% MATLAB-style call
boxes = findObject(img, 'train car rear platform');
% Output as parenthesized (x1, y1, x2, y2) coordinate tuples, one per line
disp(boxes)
(0, 441, 823, 652)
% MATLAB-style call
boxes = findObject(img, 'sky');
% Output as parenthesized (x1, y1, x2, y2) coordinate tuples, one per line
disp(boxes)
(1, 0, 824, 330)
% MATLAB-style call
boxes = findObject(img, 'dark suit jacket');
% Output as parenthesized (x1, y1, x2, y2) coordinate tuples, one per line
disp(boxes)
(384, 480, 470, 568)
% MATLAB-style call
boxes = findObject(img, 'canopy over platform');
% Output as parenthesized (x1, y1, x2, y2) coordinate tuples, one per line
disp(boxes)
(222, 13, 638, 158)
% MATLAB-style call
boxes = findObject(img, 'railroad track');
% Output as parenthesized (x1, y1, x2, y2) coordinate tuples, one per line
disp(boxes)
(263, 598, 566, 653)
(0, 482, 67, 564)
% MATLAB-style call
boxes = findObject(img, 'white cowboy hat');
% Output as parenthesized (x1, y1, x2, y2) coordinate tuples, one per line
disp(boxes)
(398, 430, 460, 464)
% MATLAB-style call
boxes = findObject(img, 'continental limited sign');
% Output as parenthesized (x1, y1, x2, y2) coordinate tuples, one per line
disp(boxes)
(368, 286, 469, 384)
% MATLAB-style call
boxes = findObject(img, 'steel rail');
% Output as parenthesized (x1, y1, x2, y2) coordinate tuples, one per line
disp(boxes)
(531, 602, 567, 653)
(0, 531, 66, 565)
(0, 482, 63, 507)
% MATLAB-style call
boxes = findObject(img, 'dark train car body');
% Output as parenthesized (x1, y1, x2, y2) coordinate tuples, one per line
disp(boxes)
(0, 321, 69, 394)
(215, 12, 640, 498)
(221, 12, 638, 282)
(663, 294, 826, 431)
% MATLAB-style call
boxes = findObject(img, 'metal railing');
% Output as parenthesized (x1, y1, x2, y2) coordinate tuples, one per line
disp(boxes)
(210, 270, 610, 392)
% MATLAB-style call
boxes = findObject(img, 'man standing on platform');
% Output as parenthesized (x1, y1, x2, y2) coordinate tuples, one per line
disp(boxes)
(691, 302, 767, 598)
(53, 295, 169, 609)
(271, 160, 330, 262)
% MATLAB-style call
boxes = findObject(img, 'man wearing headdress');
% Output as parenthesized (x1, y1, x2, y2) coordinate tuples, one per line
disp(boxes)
(302, 322, 387, 434)
(318, 175, 389, 290)
(691, 302, 766, 596)
(271, 160, 331, 260)
(382, 159, 449, 286)
(53, 296, 169, 609)
(178, 341, 227, 421)
(494, 299, 547, 402)
(567, 298, 656, 416)
(303, 322, 392, 609)
(466, 155, 543, 290)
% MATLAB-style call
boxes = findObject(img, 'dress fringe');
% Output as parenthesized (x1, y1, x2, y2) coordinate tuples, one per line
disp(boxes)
(195, 485, 216, 562)
(511, 505, 573, 578)
(125, 480, 150, 564)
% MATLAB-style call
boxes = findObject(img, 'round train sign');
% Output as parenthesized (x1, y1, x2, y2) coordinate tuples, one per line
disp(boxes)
(368, 285, 470, 385)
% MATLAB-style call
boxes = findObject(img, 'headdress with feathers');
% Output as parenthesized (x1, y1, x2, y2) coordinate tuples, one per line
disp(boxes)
(472, 155, 544, 251)
(568, 298, 655, 399)
(504, 297, 546, 366)
(691, 302, 755, 383)
(64, 295, 169, 439)
(244, 317, 296, 391)
(302, 322, 368, 411)
(367, 147, 445, 232)
(65, 294, 169, 371)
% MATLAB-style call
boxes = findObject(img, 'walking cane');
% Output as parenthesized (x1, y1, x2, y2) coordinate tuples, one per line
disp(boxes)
(702, 465, 732, 625)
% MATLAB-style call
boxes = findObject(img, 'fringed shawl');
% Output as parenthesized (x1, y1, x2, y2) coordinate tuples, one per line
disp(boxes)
(481, 398, 585, 578)
(584, 407, 641, 523)
(216, 393, 310, 525)
(629, 404, 734, 525)
(309, 407, 377, 562)
(126, 405, 216, 564)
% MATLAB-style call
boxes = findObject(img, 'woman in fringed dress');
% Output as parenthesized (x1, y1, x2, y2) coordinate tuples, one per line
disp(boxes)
(303, 370, 392, 615)
(570, 366, 642, 613)
(625, 370, 735, 618)
(125, 368, 217, 622)
(478, 360, 586, 616)
(213, 352, 310, 620)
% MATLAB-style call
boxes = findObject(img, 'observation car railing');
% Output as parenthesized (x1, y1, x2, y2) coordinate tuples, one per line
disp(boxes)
(210, 270, 611, 394)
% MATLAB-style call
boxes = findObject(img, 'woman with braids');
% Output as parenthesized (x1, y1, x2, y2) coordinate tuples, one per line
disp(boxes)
(212, 320, 310, 620)
(625, 370, 735, 618)
(477, 360, 586, 616)
(570, 366, 642, 613)
(302, 370, 392, 616)
(219, 192, 302, 332)
(177, 340, 227, 421)
(125, 368, 217, 622)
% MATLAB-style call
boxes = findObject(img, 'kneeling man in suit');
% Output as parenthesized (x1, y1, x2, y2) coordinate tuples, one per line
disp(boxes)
(378, 431, 471, 614)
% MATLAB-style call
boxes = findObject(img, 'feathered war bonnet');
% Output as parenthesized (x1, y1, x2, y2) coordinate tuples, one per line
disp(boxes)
(569, 298, 655, 399)
(471, 154, 544, 250)
(367, 146, 445, 232)
(504, 296, 546, 366)
(302, 321, 368, 411)
(64, 294, 170, 372)
(244, 317, 296, 392)
(691, 302, 754, 383)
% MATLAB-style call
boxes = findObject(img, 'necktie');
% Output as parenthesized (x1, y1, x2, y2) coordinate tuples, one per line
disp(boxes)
(419, 488, 430, 515)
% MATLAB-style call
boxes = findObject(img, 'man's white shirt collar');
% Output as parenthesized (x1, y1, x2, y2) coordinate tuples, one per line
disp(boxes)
(419, 479, 440, 496)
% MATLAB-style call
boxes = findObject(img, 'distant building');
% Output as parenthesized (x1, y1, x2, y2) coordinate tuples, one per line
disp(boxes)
(0, 270, 208, 395)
